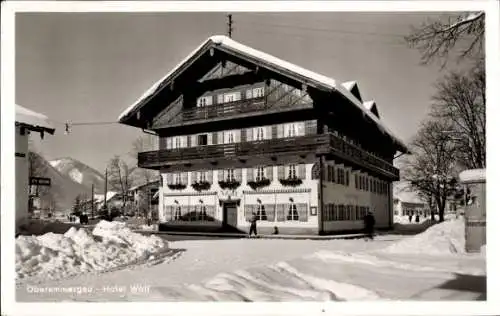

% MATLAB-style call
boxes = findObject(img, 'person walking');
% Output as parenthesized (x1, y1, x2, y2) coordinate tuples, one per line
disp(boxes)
(363, 210, 376, 240)
(249, 211, 258, 237)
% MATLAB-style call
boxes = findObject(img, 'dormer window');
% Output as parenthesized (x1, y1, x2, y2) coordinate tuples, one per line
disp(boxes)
(219, 92, 241, 104)
(197, 96, 212, 107)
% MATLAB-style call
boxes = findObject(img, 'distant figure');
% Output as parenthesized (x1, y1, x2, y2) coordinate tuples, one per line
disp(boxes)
(249, 212, 258, 237)
(273, 226, 279, 235)
(363, 211, 376, 240)
(415, 213, 420, 223)
(409, 212, 413, 223)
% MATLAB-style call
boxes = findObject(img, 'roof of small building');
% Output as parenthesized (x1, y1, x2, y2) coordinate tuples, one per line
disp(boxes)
(118, 35, 408, 153)
(16, 104, 55, 134)
(459, 168, 486, 183)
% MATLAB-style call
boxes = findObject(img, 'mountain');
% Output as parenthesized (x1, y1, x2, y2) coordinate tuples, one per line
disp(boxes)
(30, 153, 90, 212)
(49, 157, 105, 192)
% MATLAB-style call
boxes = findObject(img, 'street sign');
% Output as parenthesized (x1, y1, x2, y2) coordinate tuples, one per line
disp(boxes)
(30, 177, 51, 186)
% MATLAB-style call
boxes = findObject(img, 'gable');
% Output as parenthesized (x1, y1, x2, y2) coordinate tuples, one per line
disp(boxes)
(363, 100, 380, 119)
(118, 35, 407, 153)
(341, 81, 363, 103)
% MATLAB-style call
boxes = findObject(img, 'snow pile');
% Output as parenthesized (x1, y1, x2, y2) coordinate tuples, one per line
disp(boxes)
(16, 221, 166, 281)
(383, 218, 465, 255)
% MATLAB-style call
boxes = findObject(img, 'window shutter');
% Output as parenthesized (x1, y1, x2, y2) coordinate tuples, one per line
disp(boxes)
(305, 120, 316, 135)
(346, 171, 350, 186)
(186, 136, 191, 147)
(297, 122, 305, 136)
(217, 94, 223, 104)
(266, 166, 273, 181)
(247, 168, 254, 182)
(212, 132, 218, 145)
(271, 125, 277, 139)
(276, 204, 286, 222)
(218, 170, 224, 182)
(277, 124, 284, 138)
(207, 170, 213, 184)
(218, 132, 224, 144)
(166, 173, 173, 185)
(235, 168, 242, 182)
(166, 137, 172, 149)
(298, 164, 306, 179)
(244, 205, 253, 222)
(264, 204, 275, 221)
(240, 128, 247, 143)
(246, 89, 252, 99)
(181, 172, 188, 185)
(298, 204, 308, 222)
(246, 128, 253, 142)
(278, 165, 285, 180)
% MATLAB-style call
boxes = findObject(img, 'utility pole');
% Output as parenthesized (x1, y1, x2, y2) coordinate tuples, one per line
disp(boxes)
(227, 14, 233, 38)
(91, 183, 95, 219)
(104, 168, 109, 216)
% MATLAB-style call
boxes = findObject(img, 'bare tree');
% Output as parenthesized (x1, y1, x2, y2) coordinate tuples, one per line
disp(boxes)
(430, 59, 486, 169)
(402, 119, 459, 222)
(108, 156, 136, 214)
(406, 12, 484, 65)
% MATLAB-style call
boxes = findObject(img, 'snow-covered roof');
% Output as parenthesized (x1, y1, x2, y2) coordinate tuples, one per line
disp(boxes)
(15, 104, 55, 133)
(94, 192, 118, 203)
(459, 169, 486, 184)
(341, 81, 357, 92)
(118, 35, 408, 152)
(129, 179, 160, 192)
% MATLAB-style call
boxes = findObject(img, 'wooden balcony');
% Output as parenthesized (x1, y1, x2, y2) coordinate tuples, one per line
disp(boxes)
(138, 133, 400, 180)
(139, 134, 330, 168)
(181, 97, 268, 122)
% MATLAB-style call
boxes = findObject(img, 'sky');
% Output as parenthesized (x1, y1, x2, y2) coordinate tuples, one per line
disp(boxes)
(16, 11, 467, 173)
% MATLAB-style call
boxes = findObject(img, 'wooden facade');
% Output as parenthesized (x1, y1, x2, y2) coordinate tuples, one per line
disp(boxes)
(118, 36, 408, 235)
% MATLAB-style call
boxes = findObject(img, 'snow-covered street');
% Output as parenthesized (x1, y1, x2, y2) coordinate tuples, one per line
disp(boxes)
(15, 218, 486, 302)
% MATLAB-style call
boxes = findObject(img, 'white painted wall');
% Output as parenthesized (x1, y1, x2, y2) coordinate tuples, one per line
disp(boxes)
(322, 160, 391, 230)
(159, 162, 318, 228)
(15, 126, 29, 223)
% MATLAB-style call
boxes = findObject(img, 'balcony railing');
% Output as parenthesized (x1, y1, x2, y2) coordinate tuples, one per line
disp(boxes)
(139, 134, 330, 167)
(181, 97, 268, 122)
(328, 133, 399, 179)
(138, 133, 399, 179)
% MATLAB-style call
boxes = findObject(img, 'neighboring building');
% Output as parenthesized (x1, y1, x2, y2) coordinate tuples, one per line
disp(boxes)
(393, 198, 427, 217)
(15, 104, 55, 224)
(128, 179, 160, 218)
(118, 35, 409, 235)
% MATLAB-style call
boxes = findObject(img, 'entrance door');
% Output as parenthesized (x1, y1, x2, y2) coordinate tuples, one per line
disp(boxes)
(223, 203, 238, 230)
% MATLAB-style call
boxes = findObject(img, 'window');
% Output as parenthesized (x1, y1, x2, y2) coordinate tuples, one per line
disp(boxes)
(355, 174, 359, 189)
(256, 167, 265, 181)
(345, 171, 350, 186)
(253, 87, 265, 98)
(226, 169, 235, 181)
(174, 206, 182, 220)
(286, 123, 298, 137)
(197, 134, 208, 146)
(173, 173, 182, 185)
(288, 164, 297, 178)
(172, 136, 182, 149)
(197, 96, 212, 107)
(224, 131, 235, 144)
(198, 204, 208, 221)
(197, 171, 207, 182)
(287, 203, 299, 221)
(223, 92, 241, 103)
(256, 204, 267, 220)
(255, 127, 265, 141)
